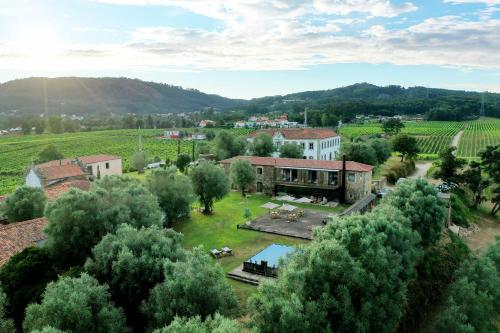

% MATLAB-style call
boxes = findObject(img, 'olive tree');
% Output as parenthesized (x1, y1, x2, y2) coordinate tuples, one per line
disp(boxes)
(279, 143, 303, 159)
(132, 151, 147, 173)
(153, 314, 242, 333)
(214, 132, 246, 160)
(385, 178, 446, 247)
(146, 168, 195, 227)
(37, 145, 63, 163)
(175, 153, 191, 173)
(142, 248, 237, 331)
(250, 205, 421, 333)
(190, 161, 230, 214)
(85, 224, 185, 331)
(23, 274, 129, 333)
(230, 159, 255, 196)
(250, 134, 275, 157)
(45, 177, 163, 267)
(2, 186, 46, 223)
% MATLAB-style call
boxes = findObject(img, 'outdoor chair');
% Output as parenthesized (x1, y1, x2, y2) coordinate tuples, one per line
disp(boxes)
(221, 246, 233, 256)
(210, 248, 222, 259)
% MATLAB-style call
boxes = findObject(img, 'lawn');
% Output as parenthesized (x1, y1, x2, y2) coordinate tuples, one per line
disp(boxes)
(174, 192, 345, 314)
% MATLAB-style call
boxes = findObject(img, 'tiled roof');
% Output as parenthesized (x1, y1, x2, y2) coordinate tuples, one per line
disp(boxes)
(78, 154, 121, 164)
(37, 164, 86, 181)
(44, 179, 91, 200)
(36, 159, 74, 168)
(220, 156, 373, 172)
(248, 128, 338, 140)
(0, 217, 47, 266)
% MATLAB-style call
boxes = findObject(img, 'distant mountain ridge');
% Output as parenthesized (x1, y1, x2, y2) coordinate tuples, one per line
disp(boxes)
(0, 77, 244, 115)
(0, 78, 498, 116)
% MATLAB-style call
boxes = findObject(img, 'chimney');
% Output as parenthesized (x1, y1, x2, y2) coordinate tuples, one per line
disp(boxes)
(340, 154, 347, 204)
(304, 108, 308, 127)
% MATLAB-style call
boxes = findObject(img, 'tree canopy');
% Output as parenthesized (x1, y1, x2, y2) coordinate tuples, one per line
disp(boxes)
(2, 186, 46, 223)
(479, 145, 500, 215)
(146, 168, 195, 227)
(385, 178, 446, 247)
(142, 248, 237, 331)
(0, 247, 58, 329)
(132, 151, 147, 173)
(435, 147, 466, 183)
(341, 142, 378, 166)
(214, 132, 246, 160)
(175, 153, 191, 173)
(37, 145, 64, 163)
(85, 224, 185, 331)
(250, 134, 275, 157)
(0, 284, 15, 333)
(382, 118, 405, 135)
(279, 142, 303, 159)
(230, 159, 255, 196)
(23, 273, 129, 333)
(393, 134, 420, 161)
(190, 161, 230, 214)
(153, 314, 242, 333)
(45, 177, 163, 267)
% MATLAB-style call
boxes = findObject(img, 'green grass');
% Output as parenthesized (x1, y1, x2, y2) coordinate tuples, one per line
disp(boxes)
(173, 192, 345, 314)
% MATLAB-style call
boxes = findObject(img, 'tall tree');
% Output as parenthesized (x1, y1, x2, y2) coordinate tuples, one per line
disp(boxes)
(214, 132, 246, 160)
(251, 134, 275, 157)
(146, 168, 195, 226)
(37, 145, 64, 163)
(230, 159, 255, 196)
(386, 178, 446, 247)
(142, 248, 237, 331)
(435, 147, 466, 183)
(279, 143, 303, 159)
(23, 274, 129, 333)
(382, 118, 405, 135)
(369, 138, 392, 164)
(393, 135, 420, 161)
(190, 161, 230, 214)
(132, 151, 147, 174)
(463, 161, 489, 208)
(46, 116, 63, 134)
(85, 225, 185, 332)
(479, 145, 500, 215)
(2, 186, 46, 223)
(175, 153, 191, 173)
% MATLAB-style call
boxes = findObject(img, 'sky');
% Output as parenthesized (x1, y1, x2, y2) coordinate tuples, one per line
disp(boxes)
(0, 0, 499, 99)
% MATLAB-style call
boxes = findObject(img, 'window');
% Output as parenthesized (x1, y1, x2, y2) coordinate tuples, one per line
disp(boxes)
(257, 167, 263, 175)
(329, 152, 332, 160)
(309, 156, 313, 160)
(300, 142, 305, 149)
(308, 170, 318, 184)
(328, 171, 338, 186)
(348, 173, 355, 182)
(309, 143, 314, 150)
(87, 165, 93, 174)
(105, 162, 110, 169)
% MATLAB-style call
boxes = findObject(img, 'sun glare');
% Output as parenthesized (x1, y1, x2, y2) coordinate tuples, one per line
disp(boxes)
(16, 24, 61, 59)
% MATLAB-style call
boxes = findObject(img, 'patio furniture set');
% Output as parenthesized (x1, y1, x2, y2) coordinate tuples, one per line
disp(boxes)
(210, 246, 233, 259)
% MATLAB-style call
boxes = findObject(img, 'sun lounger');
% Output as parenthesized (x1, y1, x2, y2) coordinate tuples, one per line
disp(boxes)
(210, 248, 222, 258)
(221, 246, 233, 256)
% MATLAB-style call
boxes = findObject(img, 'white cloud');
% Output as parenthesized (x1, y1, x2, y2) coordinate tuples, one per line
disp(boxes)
(444, 0, 500, 5)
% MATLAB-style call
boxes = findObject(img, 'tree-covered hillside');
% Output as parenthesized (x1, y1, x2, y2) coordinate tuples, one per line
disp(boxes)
(0, 77, 244, 115)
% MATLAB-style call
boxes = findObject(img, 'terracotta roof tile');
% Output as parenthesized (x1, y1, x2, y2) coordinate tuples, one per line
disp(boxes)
(220, 156, 373, 172)
(0, 217, 47, 266)
(78, 154, 121, 164)
(36, 159, 74, 168)
(37, 164, 86, 181)
(44, 179, 91, 200)
(249, 128, 338, 140)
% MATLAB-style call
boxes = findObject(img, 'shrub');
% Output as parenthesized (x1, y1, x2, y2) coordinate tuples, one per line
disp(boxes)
(450, 193, 472, 227)
(385, 159, 415, 184)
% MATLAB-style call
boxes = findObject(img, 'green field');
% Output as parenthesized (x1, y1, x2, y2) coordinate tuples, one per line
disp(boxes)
(0, 128, 252, 195)
(457, 118, 500, 158)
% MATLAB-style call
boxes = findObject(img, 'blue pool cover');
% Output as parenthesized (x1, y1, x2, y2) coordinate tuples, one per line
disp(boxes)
(245, 244, 297, 268)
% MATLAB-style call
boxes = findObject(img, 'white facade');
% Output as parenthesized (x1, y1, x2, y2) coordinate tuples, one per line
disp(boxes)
(25, 169, 42, 188)
(85, 159, 122, 178)
(250, 132, 341, 160)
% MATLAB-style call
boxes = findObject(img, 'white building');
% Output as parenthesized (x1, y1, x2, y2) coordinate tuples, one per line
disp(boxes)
(248, 128, 340, 160)
(78, 155, 122, 178)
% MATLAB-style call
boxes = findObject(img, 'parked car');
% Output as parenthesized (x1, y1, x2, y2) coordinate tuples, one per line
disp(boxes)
(376, 188, 390, 198)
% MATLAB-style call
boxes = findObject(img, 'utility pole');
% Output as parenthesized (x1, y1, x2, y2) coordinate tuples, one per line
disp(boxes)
(480, 92, 486, 117)
(304, 107, 308, 127)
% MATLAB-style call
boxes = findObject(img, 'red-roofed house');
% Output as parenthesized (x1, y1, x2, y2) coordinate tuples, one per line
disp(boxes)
(248, 128, 340, 160)
(0, 217, 47, 266)
(77, 154, 122, 178)
(220, 156, 373, 203)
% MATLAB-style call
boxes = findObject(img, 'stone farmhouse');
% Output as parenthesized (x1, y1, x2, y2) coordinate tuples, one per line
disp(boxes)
(25, 155, 122, 197)
(247, 128, 340, 160)
(220, 156, 373, 204)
